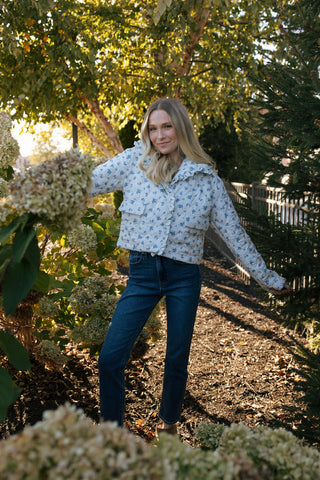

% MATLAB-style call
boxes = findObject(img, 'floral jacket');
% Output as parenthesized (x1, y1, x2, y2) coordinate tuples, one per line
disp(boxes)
(91, 141, 285, 291)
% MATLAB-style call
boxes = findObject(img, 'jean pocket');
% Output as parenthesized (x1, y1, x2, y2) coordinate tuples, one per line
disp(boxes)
(129, 250, 144, 265)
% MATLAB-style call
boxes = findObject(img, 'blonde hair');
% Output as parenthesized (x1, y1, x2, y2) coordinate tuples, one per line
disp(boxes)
(139, 98, 215, 184)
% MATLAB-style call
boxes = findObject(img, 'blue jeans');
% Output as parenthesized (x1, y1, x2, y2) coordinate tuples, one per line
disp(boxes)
(98, 251, 202, 426)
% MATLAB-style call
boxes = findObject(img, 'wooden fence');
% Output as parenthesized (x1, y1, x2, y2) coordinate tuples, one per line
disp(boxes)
(229, 182, 311, 226)
(205, 181, 312, 285)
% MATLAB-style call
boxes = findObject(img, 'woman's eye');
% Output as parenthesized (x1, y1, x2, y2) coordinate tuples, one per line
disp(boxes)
(165, 124, 172, 129)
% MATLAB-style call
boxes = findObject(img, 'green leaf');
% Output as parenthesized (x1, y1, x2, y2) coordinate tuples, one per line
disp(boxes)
(12, 225, 36, 263)
(32, 270, 54, 294)
(0, 244, 12, 274)
(0, 165, 14, 181)
(2, 236, 41, 315)
(0, 330, 31, 370)
(0, 215, 26, 245)
(0, 366, 21, 421)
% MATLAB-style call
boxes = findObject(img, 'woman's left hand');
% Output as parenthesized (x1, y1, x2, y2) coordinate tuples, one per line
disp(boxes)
(271, 283, 292, 295)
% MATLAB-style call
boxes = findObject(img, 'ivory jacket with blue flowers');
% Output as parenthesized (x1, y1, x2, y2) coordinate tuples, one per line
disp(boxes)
(91, 141, 285, 291)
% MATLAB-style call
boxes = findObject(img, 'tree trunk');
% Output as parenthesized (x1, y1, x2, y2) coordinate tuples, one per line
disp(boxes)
(82, 97, 124, 154)
(68, 114, 113, 158)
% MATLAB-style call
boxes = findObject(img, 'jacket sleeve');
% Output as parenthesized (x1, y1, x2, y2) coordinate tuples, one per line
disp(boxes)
(210, 175, 286, 291)
(90, 142, 143, 197)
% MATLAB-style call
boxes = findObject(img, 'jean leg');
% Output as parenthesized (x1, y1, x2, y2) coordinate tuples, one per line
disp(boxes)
(98, 278, 161, 426)
(159, 262, 202, 424)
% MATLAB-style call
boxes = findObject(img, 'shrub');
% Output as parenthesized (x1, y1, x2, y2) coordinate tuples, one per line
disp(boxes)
(2, 404, 320, 479)
(196, 421, 320, 480)
(0, 404, 270, 480)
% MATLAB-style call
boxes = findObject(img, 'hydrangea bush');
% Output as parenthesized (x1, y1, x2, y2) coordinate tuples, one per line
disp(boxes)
(1, 403, 320, 480)
(196, 421, 320, 480)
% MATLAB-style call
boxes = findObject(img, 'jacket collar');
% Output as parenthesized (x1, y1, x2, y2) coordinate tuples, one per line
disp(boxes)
(170, 157, 213, 184)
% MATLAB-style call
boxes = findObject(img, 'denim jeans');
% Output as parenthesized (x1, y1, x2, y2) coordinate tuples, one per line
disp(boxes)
(98, 251, 202, 426)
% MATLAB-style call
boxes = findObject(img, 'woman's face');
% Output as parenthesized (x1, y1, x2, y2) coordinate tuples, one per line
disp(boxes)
(148, 109, 180, 161)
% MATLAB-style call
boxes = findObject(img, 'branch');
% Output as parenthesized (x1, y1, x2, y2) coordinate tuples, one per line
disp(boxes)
(278, 23, 320, 89)
(188, 67, 215, 79)
(81, 97, 123, 154)
(172, 5, 211, 97)
(68, 114, 113, 158)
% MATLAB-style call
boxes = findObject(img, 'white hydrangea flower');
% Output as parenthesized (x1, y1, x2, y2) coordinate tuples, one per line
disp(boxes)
(70, 291, 118, 318)
(68, 224, 97, 253)
(9, 148, 93, 232)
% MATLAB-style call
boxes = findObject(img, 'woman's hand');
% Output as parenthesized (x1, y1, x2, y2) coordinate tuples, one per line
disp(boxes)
(271, 283, 292, 295)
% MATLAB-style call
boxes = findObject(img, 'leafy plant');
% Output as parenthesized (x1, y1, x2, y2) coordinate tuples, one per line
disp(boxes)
(0, 330, 31, 421)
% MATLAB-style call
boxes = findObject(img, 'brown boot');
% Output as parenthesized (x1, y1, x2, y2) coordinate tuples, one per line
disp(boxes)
(155, 422, 177, 440)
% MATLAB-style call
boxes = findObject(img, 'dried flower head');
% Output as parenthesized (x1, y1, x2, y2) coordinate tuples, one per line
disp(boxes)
(0, 112, 12, 133)
(68, 224, 97, 253)
(71, 316, 110, 345)
(69, 276, 117, 318)
(0, 112, 20, 169)
(0, 199, 16, 226)
(0, 178, 9, 198)
(37, 296, 60, 318)
(0, 403, 167, 479)
(9, 148, 93, 232)
(34, 339, 67, 369)
(95, 202, 115, 219)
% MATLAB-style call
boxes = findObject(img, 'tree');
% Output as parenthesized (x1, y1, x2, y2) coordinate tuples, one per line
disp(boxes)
(0, 0, 285, 156)
(241, 0, 320, 330)
(199, 107, 272, 183)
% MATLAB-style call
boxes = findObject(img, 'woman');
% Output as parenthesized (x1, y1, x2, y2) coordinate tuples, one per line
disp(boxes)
(91, 98, 289, 435)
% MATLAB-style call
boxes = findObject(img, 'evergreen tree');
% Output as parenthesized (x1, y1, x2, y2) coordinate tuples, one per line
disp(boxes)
(242, 0, 320, 328)
(240, 0, 320, 439)
(199, 108, 272, 183)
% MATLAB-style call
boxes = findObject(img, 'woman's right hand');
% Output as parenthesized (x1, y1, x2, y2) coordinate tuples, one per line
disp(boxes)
(271, 283, 292, 295)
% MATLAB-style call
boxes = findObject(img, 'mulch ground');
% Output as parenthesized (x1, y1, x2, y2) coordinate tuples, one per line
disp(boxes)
(0, 240, 316, 447)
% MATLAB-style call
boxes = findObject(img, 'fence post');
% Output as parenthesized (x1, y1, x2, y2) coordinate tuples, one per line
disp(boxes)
(252, 182, 259, 209)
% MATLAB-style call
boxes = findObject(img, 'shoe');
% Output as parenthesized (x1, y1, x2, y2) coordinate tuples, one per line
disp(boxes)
(155, 422, 177, 440)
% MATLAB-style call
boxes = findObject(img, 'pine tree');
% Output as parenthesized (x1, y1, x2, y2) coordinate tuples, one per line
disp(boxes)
(240, 0, 320, 438)
(243, 0, 320, 329)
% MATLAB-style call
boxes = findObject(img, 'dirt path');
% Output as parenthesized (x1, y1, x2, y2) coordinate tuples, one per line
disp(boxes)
(0, 240, 308, 447)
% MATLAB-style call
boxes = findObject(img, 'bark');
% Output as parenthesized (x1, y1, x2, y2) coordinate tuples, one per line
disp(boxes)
(68, 114, 113, 158)
(82, 97, 124, 154)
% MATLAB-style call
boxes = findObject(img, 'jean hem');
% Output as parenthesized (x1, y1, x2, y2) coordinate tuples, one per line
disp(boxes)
(158, 413, 180, 425)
